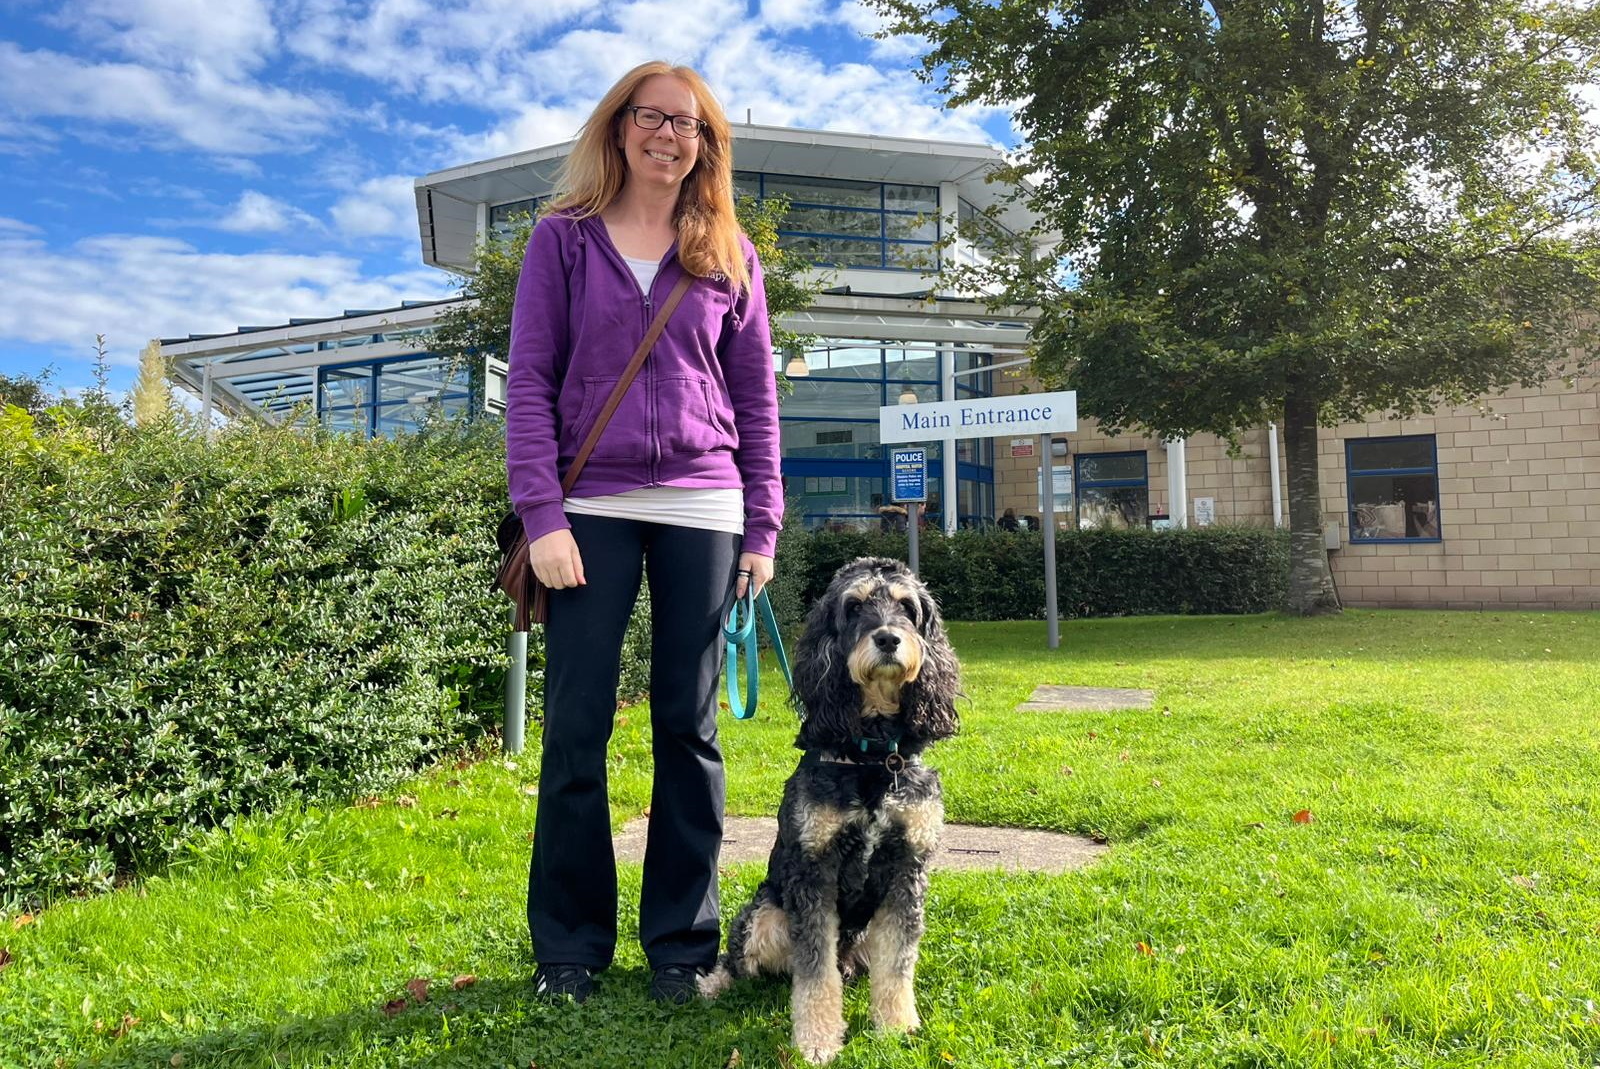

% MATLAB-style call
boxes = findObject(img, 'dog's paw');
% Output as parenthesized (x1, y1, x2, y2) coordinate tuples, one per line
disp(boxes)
(793, 1021, 846, 1064)
(696, 965, 733, 1000)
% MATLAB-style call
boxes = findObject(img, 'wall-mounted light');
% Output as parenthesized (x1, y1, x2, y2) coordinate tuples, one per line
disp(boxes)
(898, 384, 920, 405)
(784, 349, 809, 377)
(1050, 438, 1069, 457)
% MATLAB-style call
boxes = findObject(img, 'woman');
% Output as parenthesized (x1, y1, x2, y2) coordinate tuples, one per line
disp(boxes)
(505, 61, 781, 1006)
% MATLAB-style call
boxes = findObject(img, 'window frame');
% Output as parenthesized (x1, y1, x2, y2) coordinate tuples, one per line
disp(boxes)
(1345, 434, 1442, 544)
(1074, 450, 1150, 530)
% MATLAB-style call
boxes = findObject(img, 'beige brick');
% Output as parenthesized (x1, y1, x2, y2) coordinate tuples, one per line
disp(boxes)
(1524, 394, 1563, 412)
(1531, 522, 1571, 538)
(1525, 427, 1563, 445)
(1472, 475, 1511, 492)
(1554, 570, 1592, 585)
(1559, 390, 1598, 409)
(1507, 443, 1549, 461)
(1454, 431, 1491, 446)
(1544, 410, 1581, 427)
(1491, 491, 1531, 508)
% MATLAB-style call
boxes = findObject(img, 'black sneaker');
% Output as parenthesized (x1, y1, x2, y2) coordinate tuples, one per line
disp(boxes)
(533, 963, 596, 1004)
(649, 963, 704, 1005)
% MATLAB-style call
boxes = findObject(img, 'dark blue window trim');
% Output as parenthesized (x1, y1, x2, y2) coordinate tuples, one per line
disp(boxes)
(1345, 434, 1442, 544)
(1076, 450, 1148, 490)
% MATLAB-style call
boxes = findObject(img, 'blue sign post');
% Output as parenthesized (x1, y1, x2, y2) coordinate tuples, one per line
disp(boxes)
(890, 448, 927, 574)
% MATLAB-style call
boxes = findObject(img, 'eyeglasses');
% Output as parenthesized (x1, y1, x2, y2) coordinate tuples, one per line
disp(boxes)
(622, 105, 706, 139)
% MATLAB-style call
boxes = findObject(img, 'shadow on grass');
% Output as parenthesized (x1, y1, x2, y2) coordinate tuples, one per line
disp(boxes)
(81, 972, 806, 1069)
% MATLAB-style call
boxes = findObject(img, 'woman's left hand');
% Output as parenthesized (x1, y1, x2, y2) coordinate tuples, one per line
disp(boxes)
(735, 552, 774, 599)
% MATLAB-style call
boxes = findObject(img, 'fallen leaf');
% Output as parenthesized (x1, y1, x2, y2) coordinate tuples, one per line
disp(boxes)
(1086, 731, 1098, 739)
(406, 977, 429, 1004)
(170, 1055, 185, 1068)
(617, 716, 629, 727)
(112, 1014, 140, 1038)
(1118, 750, 1130, 762)
(726, 1049, 743, 1068)
(643, 805, 652, 817)
(1173, 944, 1187, 955)
(1510, 874, 1537, 890)
(452, 758, 472, 770)
(353, 797, 384, 809)
(521, 785, 539, 796)
(452, 974, 477, 990)
(503, 760, 519, 771)
(1135, 941, 1154, 957)
(1292, 809, 1315, 824)
(12, 914, 34, 930)
(445, 779, 462, 788)
(718, 701, 729, 711)
(381, 997, 409, 1017)
(1090, 831, 1109, 844)
(396, 796, 418, 809)
(1060, 766, 1074, 776)
(1150, 779, 1163, 787)
(1244, 821, 1265, 829)
(0, 947, 10, 971)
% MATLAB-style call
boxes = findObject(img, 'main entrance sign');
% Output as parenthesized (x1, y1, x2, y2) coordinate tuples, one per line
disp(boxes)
(880, 391, 1078, 443)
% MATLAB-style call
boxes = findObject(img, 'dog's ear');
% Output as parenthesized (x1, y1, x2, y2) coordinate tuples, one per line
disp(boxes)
(791, 584, 861, 745)
(903, 585, 960, 740)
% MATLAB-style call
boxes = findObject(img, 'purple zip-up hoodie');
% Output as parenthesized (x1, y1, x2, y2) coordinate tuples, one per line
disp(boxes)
(505, 212, 783, 557)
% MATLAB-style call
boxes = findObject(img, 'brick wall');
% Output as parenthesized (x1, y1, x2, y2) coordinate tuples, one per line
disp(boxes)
(989, 370, 1599, 609)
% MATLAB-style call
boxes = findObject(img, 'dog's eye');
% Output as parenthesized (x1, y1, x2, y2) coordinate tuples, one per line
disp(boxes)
(899, 598, 918, 619)
(844, 600, 861, 619)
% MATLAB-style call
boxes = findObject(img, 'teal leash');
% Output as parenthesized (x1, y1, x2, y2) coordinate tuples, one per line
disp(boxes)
(721, 586, 792, 720)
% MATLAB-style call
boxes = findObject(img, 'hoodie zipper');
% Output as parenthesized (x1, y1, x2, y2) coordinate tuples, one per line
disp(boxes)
(592, 219, 677, 486)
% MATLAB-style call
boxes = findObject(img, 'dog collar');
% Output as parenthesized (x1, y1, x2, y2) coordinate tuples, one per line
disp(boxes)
(805, 746, 917, 773)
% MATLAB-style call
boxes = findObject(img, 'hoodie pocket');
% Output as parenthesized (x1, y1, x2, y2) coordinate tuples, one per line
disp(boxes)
(577, 375, 722, 461)
(654, 375, 723, 456)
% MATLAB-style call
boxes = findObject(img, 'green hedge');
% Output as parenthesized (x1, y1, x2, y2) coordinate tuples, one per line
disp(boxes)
(768, 524, 1289, 624)
(0, 405, 651, 909)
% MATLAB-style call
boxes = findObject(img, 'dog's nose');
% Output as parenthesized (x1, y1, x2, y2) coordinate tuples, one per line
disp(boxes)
(873, 630, 901, 653)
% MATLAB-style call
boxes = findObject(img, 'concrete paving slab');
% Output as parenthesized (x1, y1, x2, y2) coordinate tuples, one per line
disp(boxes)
(1017, 684, 1155, 712)
(613, 815, 1107, 874)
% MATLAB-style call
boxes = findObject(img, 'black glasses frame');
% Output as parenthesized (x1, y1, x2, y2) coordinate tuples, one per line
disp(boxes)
(622, 105, 706, 139)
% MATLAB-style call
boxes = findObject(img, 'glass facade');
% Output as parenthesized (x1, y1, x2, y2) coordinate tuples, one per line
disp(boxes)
(779, 339, 995, 531)
(317, 353, 474, 437)
(735, 172, 939, 271)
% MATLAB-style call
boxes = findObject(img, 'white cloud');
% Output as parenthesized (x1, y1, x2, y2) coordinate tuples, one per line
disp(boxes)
(329, 175, 422, 241)
(0, 230, 453, 371)
(833, 0, 928, 61)
(216, 191, 321, 234)
(760, 0, 829, 29)
(0, 42, 335, 155)
(51, 0, 279, 70)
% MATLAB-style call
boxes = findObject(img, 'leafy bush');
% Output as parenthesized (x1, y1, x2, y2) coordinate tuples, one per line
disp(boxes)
(0, 405, 650, 909)
(775, 524, 1289, 623)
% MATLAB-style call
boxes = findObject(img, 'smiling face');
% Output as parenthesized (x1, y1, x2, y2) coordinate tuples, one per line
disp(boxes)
(616, 73, 701, 193)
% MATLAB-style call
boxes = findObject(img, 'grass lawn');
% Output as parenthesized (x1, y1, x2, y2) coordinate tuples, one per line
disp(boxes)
(3, 609, 1599, 1068)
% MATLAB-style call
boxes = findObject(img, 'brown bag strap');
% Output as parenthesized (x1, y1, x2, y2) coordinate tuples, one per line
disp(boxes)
(560, 272, 695, 495)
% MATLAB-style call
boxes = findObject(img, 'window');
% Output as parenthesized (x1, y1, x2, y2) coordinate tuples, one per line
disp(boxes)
(734, 171, 939, 271)
(489, 197, 545, 243)
(1076, 451, 1149, 529)
(318, 354, 474, 437)
(1347, 435, 1440, 542)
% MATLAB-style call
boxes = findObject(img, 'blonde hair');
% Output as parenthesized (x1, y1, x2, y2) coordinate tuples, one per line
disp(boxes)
(549, 61, 749, 290)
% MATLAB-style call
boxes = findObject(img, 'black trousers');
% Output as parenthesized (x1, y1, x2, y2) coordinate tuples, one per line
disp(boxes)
(527, 512, 741, 971)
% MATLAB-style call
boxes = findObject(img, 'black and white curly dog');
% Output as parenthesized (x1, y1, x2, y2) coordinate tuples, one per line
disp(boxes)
(699, 556, 960, 1063)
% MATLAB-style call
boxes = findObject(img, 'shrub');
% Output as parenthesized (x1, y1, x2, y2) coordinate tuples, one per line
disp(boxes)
(774, 524, 1289, 623)
(0, 408, 650, 908)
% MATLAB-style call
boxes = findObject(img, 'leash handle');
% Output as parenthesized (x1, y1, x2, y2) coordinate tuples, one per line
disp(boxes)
(722, 586, 792, 720)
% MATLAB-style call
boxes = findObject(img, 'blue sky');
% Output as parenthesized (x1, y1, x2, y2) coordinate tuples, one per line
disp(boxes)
(0, 0, 1014, 395)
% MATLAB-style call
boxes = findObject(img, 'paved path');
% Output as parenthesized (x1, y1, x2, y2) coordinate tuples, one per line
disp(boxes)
(1016, 685, 1155, 712)
(614, 816, 1107, 874)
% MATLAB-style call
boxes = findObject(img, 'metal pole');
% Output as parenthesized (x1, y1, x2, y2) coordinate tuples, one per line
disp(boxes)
(1267, 422, 1283, 527)
(908, 501, 921, 575)
(201, 360, 214, 440)
(1167, 437, 1189, 528)
(939, 347, 957, 535)
(1040, 434, 1059, 649)
(503, 605, 526, 753)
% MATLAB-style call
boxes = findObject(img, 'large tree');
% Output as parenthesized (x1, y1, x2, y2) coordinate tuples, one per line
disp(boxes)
(872, 0, 1600, 613)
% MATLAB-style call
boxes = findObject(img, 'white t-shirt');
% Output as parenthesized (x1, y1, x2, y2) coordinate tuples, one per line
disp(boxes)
(623, 254, 659, 295)
(565, 486, 745, 536)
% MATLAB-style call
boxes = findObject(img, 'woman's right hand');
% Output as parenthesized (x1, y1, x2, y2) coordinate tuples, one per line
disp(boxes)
(529, 529, 586, 589)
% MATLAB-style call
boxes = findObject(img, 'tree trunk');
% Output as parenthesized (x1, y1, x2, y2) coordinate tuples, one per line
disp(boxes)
(1282, 384, 1341, 615)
